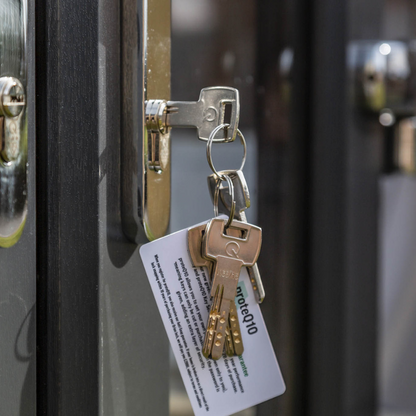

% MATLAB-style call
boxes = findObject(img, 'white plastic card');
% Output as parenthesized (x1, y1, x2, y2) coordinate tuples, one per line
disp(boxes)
(139, 221, 285, 416)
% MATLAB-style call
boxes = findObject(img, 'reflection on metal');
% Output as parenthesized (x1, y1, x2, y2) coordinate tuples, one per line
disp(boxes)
(0, 0, 28, 248)
(141, 0, 172, 241)
(142, 83, 240, 239)
(121, 0, 240, 242)
(145, 87, 240, 171)
(121, 0, 171, 243)
(163, 87, 239, 142)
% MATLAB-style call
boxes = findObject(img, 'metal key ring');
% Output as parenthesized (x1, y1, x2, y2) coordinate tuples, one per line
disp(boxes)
(213, 174, 236, 228)
(206, 124, 247, 179)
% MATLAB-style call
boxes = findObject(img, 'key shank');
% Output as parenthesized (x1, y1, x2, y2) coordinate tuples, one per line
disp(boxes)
(210, 256, 244, 299)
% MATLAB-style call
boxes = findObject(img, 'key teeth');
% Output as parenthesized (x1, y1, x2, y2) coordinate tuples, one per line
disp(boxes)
(194, 219, 257, 359)
(202, 286, 232, 360)
(229, 301, 244, 356)
(203, 286, 221, 359)
(203, 313, 218, 358)
(225, 327, 235, 357)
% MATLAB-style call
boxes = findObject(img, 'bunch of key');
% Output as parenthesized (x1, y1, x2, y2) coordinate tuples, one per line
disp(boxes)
(188, 141, 265, 360)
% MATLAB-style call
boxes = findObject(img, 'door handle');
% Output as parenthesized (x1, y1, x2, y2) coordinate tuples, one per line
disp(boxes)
(121, 0, 240, 242)
(0, 0, 28, 248)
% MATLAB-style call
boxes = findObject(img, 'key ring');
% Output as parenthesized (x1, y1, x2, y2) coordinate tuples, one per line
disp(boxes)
(213, 173, 236, 229)
(206, 124, 247, 179)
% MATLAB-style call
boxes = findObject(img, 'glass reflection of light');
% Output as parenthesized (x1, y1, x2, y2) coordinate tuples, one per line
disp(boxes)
(379, 109, 395, 127)
(379, 43, 392, 56)
(279, 47, 294, 76)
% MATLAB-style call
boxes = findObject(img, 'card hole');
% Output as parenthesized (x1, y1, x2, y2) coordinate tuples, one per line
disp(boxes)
(224, 226, 248, 239)
(223, 103, 232, 125)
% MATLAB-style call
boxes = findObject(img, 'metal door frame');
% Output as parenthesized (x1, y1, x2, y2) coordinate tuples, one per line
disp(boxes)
(35, 0, 169, 413)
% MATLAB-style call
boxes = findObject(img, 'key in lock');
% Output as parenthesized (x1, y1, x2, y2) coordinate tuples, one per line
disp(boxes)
(145, 87, 240, 171)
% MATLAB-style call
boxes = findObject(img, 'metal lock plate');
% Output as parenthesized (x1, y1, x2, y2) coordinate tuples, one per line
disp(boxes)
(121, 0, 171, 243)
(121, 0, 240, 242)
(0, 0, 28, 248)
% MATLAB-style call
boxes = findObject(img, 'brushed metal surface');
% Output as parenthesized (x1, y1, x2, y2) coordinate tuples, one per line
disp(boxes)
(121, 0, 171, 243)
(0, 0, 27, 247)
(0, 0, 35, 414)
(142, 0, 171, 240)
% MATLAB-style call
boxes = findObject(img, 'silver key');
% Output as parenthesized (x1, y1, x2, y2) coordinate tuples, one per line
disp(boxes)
(207, 170, 266, 303)
(202, 218, 262, 360)
(167, 87, 239, 142)
(188, 224, 244, 357)
(207, 169, 250, 216)
(146, 87, 240, 142)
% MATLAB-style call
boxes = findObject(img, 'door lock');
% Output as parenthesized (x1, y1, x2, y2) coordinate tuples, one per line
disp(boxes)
(145, 87, 239, 172)
(0, 77, 26, 164)
(121, 0, 240, 243)
(140, 87, 240, 240)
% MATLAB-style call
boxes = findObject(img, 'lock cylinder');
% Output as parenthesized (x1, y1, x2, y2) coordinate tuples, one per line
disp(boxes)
(0, 77, 26, 164)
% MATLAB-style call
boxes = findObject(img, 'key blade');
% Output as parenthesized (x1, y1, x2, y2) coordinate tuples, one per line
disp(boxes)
(192, 222, 247, 359)
(229, 300, 244, 356)
(203, 285, 230, 359)
(210, 296, 231, 360)
(239, 211, 266, 303)
(224, 326, 235, 357)
(247, 264, 265, 303)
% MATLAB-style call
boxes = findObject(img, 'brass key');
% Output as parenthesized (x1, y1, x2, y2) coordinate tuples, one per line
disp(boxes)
(207, 170, 266, 303)
(202, 218, 262, 360)
(188, 224, 244, 356)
